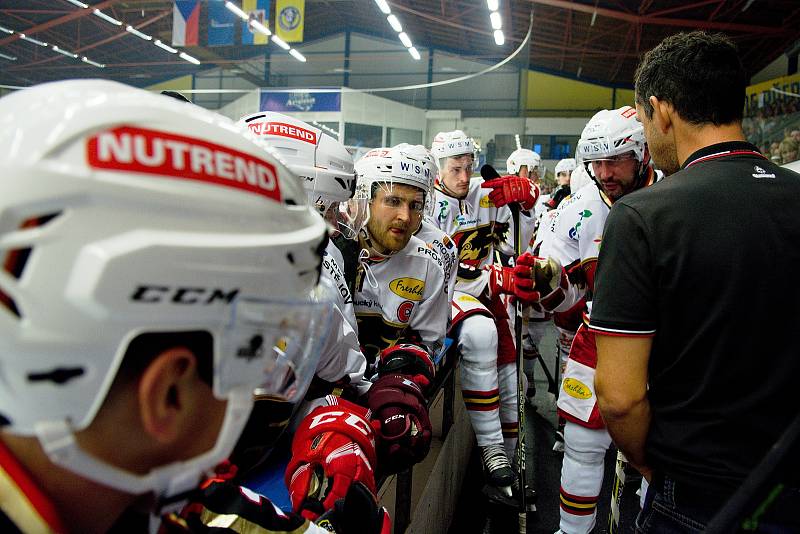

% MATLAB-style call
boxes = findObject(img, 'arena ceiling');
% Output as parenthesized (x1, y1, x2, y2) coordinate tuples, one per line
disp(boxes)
(1, 0, 799, 90)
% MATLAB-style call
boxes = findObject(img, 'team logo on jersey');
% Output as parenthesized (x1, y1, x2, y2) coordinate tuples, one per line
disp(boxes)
(563, 378, 592, 399)
(397, 300, 414, 323)
(479, 195, 494, 208)
(453, 223, 495, 264)
(389, 277, 425, 301)
(752, 165, 775, 179)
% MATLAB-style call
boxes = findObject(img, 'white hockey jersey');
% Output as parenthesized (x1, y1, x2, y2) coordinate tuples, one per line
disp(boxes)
(431, 177, 536, 298)
(415, 219, 458, 304)
(353, 235, 449, 368)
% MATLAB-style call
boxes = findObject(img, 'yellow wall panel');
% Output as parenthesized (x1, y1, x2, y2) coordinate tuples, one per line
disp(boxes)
(146, 75, 194, 93)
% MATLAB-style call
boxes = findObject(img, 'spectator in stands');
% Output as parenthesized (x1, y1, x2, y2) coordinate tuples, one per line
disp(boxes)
(779, 137, 798, 164)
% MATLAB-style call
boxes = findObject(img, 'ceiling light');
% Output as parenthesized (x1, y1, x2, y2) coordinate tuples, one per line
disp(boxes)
(20, 34, 48, 47)
(374, 0, 391, 14)
(0, 26, 13, 34)
(250, 19, 271, 37)
(487, 0, 499, 11)
(52, 45, 78, 59)
(0, 52, 17, 61)
(154, 39, 178, 53)
(93, 9, 123, 26)
(398, 32, 412, 48)
(408, 46, 421, 60)
(126, 25, 152, 41)
(289, 49, 306, 62)
(271, 35, 290, 50)
(81, 56, 105, 68)
(179, 51, 200, 65)
(387, 14, 402, 32)
(490, 11, 502, 30)
(224, 1, 249, 21)
(493, 29, 504, 46)
(65, 0, 89, 7)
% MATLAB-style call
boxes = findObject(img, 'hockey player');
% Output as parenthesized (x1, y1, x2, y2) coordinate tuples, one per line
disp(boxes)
(513, 106, 655, 533)
(351, 145, 450, 475)
(429, 130, 538, 487)
(547, 158, 576, 210)
(0, 80, 387, 533)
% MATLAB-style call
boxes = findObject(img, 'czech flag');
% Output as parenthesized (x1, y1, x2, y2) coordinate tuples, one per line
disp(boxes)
(172, 0, 199, 47)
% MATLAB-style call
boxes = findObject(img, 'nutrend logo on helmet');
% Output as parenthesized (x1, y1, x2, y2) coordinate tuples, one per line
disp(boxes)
(247, 121, 318, 145)
(87, 126, 282, 202)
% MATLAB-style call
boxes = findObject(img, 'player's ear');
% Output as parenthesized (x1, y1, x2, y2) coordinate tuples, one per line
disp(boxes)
(137, 347, 198, 445)
(649, 95, 673, 134)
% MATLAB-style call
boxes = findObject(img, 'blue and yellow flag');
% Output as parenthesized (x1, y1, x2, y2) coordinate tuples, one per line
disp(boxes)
(275, 0, 304, 43)
(242, 0, 270, 45)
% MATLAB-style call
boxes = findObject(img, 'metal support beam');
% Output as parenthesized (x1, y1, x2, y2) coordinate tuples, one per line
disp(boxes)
(0, 0, 124, 47)
(343, 30, 350, 87)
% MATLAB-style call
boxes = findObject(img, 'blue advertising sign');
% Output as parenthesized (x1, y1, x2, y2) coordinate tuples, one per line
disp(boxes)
(259, 90, 341, 112)
(208, 0, 236, 46)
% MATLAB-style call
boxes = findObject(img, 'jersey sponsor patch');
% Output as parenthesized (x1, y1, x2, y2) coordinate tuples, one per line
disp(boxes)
(87, 126, 282, 202)
(389, 277, 425, 301)
(479, 195, 494, 208)
(247, 121, 318, 144)
(397, 300, 414, 323)
(562, 377, 592, 399)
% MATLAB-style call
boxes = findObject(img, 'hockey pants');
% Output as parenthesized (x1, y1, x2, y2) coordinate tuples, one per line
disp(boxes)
(559, 421, 612, 533)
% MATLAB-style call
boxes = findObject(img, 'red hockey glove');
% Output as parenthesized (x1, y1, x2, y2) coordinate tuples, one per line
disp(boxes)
(376, 344, 435, 391)
(486, 263, 516, 298)
(481, 175, 538, 210)
(315, 481, 391, 534)
(513, 252, 569, 310)
(365, 374, 432, 475)
(285, 400, 378, 522)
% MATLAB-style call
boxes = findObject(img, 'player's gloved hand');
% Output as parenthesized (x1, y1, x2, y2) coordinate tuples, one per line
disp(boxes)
(513, 252, 569, 310)
(315, 481, 391, 534)
(376, 344, 435, 391)
(481, 175, 539, 210)
(365, 374, 432, 475)
(286, 400, 378, 521)
(486, 263, 516, 298)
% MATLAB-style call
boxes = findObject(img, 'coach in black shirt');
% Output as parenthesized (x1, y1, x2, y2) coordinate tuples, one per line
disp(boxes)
(589, 31, 800, 531)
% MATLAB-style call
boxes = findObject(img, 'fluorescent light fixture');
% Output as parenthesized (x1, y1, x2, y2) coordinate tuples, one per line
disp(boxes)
(487, 0, 499, 10)
(0, 26, 13, 34)
(126, 25, 152, 41)
(66, 0, 89, 7)
(493, 29, 504, 45)
(590, 11, 597, 26)
(179, 51, 200, 65)
(250, 19, 271, 37)
(82, 56, 105, 68)
(490, 11, 502, 30)
(577, 66, 582, 77)
(0, 52, 17, 61)
(398, 32, 412, 48)
(387, 14, 402, 32)
(374, 0, 391, 14)
(289, 49, 306, 62)
(93, 9, 123, 26)
(20, 34, 48, 47)
(154, 39, 178, 53)
(52, 45, 78, 59)
(271, 35, 290, 50)
(225, 1, 249, 21)
(408, 46, 420, 60)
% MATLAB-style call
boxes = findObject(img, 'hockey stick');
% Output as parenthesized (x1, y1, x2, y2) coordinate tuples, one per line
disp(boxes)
(480, 164, 527, 533)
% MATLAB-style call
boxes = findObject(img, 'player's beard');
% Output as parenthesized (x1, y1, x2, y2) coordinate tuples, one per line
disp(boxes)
(367, 217, 411, 254)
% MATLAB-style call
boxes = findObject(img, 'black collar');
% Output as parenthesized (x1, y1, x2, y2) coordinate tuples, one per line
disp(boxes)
(681, 141, 765, 170)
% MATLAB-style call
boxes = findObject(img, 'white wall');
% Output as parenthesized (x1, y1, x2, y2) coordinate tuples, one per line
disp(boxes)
(751, 54, 790, 85)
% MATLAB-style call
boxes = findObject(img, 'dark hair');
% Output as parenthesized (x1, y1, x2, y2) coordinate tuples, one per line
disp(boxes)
(634, 31, 747, 126)
(161, 90, 191, 103)
(110, 330, 214, 392)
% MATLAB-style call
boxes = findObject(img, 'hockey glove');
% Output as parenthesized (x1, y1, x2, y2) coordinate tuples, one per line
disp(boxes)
(315, 481, 391, 534)
(513, 252, 569, 310)
(365, 374, 433, 475)
(285, 400, 378, 522)
(481, 175, 539, 210)
(376, 344, 435, 391)
(486, 263, 516, 299)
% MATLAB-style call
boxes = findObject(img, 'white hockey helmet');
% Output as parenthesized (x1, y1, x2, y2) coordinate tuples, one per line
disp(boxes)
(431, 130, 475, 170)
(393, 143, 438, 217)
(351, 145, 435, 233)
(506, 148, 542, 176)
(569, 163, 593, 192)
(240, 111, 356, 204)
(554, 158, 577, 175)
(0, 80, 331, 500)
(577, 106, 647, 163)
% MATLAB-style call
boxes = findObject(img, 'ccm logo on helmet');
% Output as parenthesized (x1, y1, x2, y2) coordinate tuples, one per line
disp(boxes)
(131, 285, 239, 305)
(248, 121, 318, 144)
(87, 126, 282, 202)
